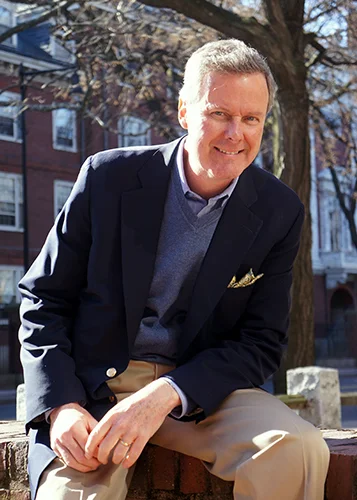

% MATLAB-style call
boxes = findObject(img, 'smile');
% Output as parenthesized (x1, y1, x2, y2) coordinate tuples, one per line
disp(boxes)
(215, 147, 242, 155)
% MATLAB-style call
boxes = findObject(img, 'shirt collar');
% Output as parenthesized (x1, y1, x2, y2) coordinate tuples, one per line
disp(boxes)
(176, 138, 239, 206)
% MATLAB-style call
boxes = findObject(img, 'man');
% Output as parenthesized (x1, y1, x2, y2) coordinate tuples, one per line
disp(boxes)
(19, 39, 329, 500)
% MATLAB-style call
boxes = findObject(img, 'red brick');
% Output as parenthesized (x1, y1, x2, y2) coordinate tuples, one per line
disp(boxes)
(210, 473, 233, 498)
(128, 447, 149, 497)
(325, 453, 356, 499)
(150, 446, 177, 491)
(179, 454, 208, 494)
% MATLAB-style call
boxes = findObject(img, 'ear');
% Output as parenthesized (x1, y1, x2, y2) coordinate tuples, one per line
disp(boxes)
(178, 97, 188, 130)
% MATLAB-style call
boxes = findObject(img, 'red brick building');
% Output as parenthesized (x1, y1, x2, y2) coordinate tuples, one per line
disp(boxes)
(0, 0, 164, 377)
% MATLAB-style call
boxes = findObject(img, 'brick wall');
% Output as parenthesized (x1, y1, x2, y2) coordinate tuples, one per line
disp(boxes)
(2, 422, 357, 500)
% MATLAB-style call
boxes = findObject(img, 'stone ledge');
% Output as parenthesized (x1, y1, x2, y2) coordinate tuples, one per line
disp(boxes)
(2, 422, 357, 499)
(0, 422, 30, 500)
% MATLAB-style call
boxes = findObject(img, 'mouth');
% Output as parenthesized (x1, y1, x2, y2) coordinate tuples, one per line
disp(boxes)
(214, 147, 243, 155)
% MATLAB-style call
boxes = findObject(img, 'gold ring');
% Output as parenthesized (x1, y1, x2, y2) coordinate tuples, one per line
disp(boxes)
(119, 438, 131, 447)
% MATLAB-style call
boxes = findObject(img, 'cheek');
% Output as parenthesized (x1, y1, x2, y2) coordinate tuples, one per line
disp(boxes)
(189, 121, 208, 145)
(247, 130, 264, 150)
(198, 120, 221, 143)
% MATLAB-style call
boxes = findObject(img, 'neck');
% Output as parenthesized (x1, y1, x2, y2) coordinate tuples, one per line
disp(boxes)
(182, 150, 232, 199)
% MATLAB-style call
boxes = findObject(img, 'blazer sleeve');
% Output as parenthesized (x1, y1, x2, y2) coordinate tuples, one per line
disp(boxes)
(165, 203, 305, 421)
(18, 157, 93, 427)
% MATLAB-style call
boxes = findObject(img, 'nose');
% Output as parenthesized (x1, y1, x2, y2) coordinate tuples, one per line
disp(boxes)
(225, 119, 243, 141)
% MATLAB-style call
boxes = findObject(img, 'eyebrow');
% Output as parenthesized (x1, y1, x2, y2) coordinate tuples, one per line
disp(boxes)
(206, 104, 266, 117)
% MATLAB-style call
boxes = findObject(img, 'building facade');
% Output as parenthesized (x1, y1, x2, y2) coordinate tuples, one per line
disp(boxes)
(0, 1, 160, 376)
(311, 128, 357, 366)
(0, 1, 356, 379)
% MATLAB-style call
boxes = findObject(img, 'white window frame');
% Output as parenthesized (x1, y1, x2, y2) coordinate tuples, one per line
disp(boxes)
(52, 108, 77, 152)
(0, 172, 23, 232)
(0, 265, 24, 305)
(0, 3, 16, 47)
(50, 32, 76, 64)
(0, 91, 21, 143)
(54, 180, 74, 217)
(118, 116, 151, 147)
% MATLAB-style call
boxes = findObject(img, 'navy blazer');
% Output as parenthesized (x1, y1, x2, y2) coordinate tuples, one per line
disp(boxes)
(19, 137, 304, 496)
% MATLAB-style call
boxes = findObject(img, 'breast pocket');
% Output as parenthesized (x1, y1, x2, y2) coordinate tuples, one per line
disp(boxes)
(212, 286, 255, 333)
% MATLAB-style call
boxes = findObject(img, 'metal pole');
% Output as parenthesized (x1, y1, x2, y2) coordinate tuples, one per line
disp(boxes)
(19, 64, 29, 272)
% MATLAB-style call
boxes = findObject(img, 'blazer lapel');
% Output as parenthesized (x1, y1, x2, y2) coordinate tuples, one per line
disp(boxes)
(179, 166, 263, 358)
(121, 139, 181, 351)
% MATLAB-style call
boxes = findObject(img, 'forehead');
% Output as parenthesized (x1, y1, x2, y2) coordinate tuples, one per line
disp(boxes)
(199, 71, 269, 112)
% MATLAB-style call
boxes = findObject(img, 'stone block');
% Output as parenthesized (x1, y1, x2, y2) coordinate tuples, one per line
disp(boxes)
(287, 366, 341, 428)
(0, 422, 29, 500)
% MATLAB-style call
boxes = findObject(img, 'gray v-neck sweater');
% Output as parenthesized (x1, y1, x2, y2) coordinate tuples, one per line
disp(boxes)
(131, 166, 225, 365)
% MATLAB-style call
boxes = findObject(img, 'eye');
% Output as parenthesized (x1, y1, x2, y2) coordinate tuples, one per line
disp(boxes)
(211, 111, 226, 118)
(245, 116, 259, 123)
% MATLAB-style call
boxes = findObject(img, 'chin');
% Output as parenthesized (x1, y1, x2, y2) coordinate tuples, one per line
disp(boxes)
(214, 164, 245, 179)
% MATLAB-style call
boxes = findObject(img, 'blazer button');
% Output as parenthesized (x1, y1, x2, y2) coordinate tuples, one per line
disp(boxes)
(109, 395, 116, 403)
(106, 367, 117, 378)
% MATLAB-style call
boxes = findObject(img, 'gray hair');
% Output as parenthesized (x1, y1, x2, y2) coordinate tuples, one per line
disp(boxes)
(180, 39, 277, 112)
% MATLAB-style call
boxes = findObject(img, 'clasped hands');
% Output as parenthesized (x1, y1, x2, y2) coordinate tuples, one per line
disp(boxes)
(49, 378, 180, 473)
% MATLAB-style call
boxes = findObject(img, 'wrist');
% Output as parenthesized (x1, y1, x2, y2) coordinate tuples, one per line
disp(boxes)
(156, 378, 181, 412)
(50, 402, 82, 422)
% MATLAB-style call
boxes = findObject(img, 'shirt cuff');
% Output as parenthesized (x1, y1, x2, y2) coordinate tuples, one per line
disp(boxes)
(45, 409, 54, 423)
(162, 376, 197, 418)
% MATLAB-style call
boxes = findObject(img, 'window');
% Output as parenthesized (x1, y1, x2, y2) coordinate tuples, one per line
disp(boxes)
(50, 33, 76, 64)
(54, 180, 74, 216)
(118, 116, 151, 147)
(0, 92, 21, 142)
(0, 173, 23, 231)
(52, 108, 77, 152)
(0, 266, 23, 305)
(0, 6, 15, 47)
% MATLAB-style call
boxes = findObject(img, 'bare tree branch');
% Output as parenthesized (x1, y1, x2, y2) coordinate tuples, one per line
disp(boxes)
(136, 0, 272, 48)
(0, 0, 81, 44)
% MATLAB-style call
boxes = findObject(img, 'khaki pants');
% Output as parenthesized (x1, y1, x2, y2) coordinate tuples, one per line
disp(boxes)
(36, 360, 330, 500)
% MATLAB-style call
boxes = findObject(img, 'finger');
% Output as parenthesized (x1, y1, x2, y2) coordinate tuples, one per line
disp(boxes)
(52, 430, 101, 470)
(71, 437, 102, 469)
(85, 420, 113, 460)
(95, 427, 130, 464)
(51, 424, 96, 467)
(56, 444, 99, 473)
(72, 421, 97, 452)
(111, 436, 134, 465)
(120, 436, 146, 469)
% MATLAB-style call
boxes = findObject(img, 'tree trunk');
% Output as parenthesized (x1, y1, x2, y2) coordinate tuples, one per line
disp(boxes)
(137, 0, 315, 393)
(274, 85, 315, 393)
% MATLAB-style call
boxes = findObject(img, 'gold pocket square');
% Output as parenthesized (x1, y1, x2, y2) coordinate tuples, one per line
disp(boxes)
(228, 268, 264, 288)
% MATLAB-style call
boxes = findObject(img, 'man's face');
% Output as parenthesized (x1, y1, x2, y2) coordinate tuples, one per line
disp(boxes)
(178, 71, 269, 198)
